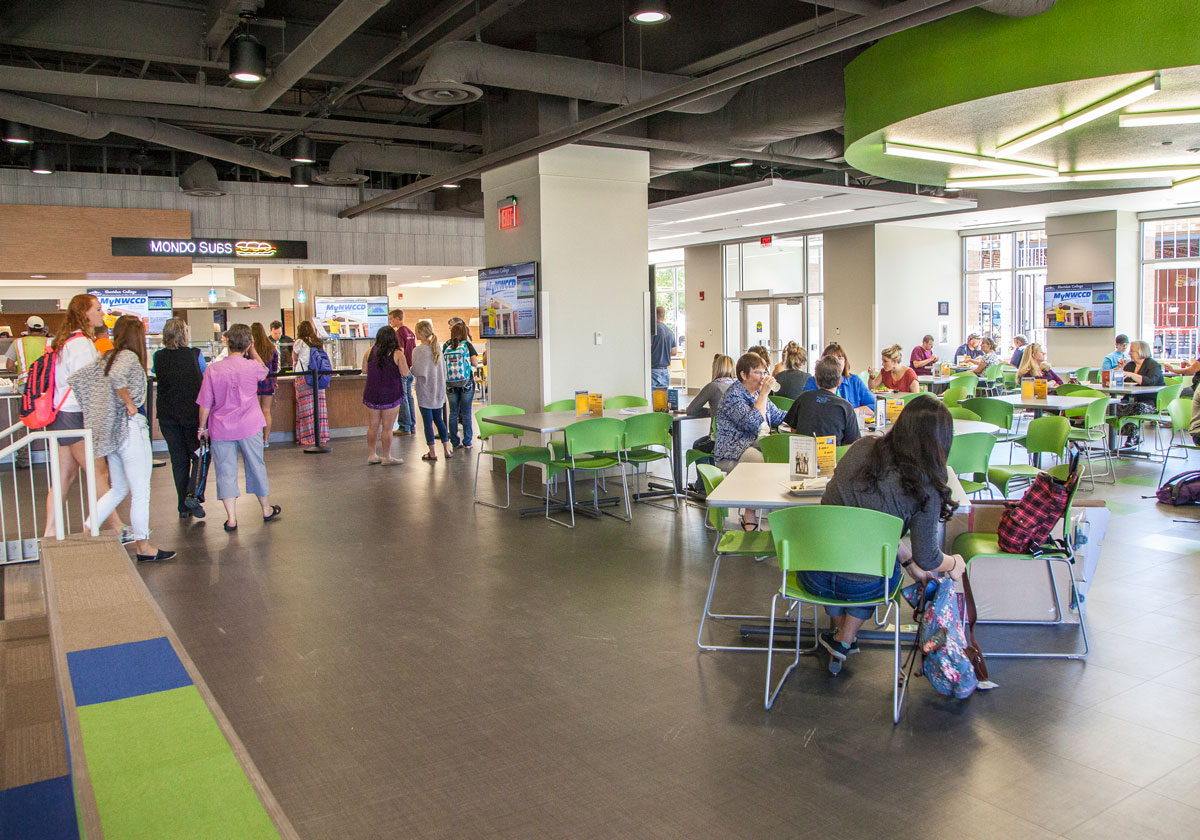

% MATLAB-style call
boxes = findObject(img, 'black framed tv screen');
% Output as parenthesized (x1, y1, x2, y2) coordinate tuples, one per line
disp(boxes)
(478, 261, 539, 338)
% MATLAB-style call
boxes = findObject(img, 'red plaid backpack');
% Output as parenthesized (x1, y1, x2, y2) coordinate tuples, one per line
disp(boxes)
(996, 449, 1081, 554)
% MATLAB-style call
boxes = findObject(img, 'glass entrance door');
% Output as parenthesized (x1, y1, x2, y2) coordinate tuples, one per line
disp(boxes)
(739, 298, 806, 365)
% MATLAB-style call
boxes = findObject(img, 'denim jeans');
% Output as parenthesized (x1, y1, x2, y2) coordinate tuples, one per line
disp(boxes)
(419, 406, 449, 444)
(798, 564, 902, 621)
(396, 374, 416, 432)
(651, 368, 670, 389)
(447, 382, 474, 446)
(94, 415, 153, 540)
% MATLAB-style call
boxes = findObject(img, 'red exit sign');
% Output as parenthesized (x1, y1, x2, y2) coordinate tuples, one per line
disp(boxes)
(760, 235, 773, 246)
(498, 196, 519, 230)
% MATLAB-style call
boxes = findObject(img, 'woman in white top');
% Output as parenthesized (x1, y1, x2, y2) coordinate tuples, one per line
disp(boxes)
(412, 319, 452, 462)
(43, 294, 128, 539)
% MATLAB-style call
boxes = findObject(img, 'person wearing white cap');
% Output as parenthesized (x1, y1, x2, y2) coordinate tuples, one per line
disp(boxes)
(4, 316, 49, 469)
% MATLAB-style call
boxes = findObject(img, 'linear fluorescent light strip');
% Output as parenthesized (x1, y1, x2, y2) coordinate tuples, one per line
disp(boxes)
(1066, 164, 1200, 182)
(945, 174, 1074, 188)
(883, 142, 1057, 176)
(1120, 108, 1200, 128)
(996, 74, 1160, 156)
(742, 209, 854, 227)
(1171, 174, 1200, 195)
(659, 202, 786, 225)
(655, 231, 702, 240)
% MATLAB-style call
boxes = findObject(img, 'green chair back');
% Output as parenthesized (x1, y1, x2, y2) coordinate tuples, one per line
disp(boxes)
(767, 506, 903, 577)
(544, 398, 577, 412)
(942, 386, 969, 408)
(959, 397, 1014, 432)
(759, 433, 799, 464)
(947, 432, 996, 482)
(604, 395, 648, 409)
(1024, 415, 1070, 457)
(1158, 383, 1184, 411)
(947, 406, 981, 421)
(1001, 368, 1018, 389)
(768, 394, 794, 412)
(1054, 383, 1090, 396)
(835, 444, 851, 462)
(1165, 375, 1185, 386)
(563, 417, 626, 459)
(950, 372, 978, 396)
(1168, 397, 1192, 432)
(475, 404, 525, 441)
(623, 411, 671, 450)
(1074, 366, 1092, 383)
(1086, 369, 1101, 383)
(1078, 396, 1110, 430)
(1060, 388, 1105, 418)
(697, 464, 728, 529)
(857, 369, 871, 387)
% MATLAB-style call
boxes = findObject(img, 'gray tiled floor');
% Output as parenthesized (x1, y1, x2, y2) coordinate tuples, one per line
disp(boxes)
(135, 421, 1200, 839)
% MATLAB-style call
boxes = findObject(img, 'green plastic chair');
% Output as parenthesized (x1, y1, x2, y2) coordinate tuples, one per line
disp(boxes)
(835, 444, 851, 462)
(473, 405, 555, 509)
(1074, 366, 1092, 384)
(768, 394, 794, 412)
(604, 395, 648, 409)
(1106, 382, 1183, 454)
(979, 363, 1003, 395)
(954, 463, 1088, 659)
(1165, 375, 1185, 386)
(622, 412, 678, 510)
(1053, 383, 1092, 396)
(695, 464, 777, 652)
(941, 386, 969, 408)
(950, 372, 978, 396)
(1086, 369, 1101, 383)
(764, 505, 908, 721)
(947, 406, 981, 421)
(545, 398, 577, 412)
(545, 417, 630, 528)
(960, 396, 1021, 458)
(947, 432, 996, 497)
(1050, 396, 1113, 489)
(1160, 398, 1200, 485)
(1001, 367, 1019, 392)
(758, 433, 800, 464)
(989, 415, 1070, 497)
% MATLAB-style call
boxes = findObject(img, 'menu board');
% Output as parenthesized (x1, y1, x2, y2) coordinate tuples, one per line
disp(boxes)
(88, 289, 173, 334)
(478, 261, 539, 338)
(313, 296, 389, 339)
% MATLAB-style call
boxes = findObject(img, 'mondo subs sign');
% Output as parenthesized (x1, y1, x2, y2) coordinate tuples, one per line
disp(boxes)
(112, 237, 308, 259)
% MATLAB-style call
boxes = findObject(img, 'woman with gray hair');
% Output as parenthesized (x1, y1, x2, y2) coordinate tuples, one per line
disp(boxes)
(197, 323, 281, 531)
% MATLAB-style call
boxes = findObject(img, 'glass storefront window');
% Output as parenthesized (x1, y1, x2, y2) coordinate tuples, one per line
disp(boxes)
(654, 263, 685, 343)
(1141, 218, 1200, 358)
(807, 235, 824, 293)
(962, 231, 1046, 350)
(741, 237, 806, 294)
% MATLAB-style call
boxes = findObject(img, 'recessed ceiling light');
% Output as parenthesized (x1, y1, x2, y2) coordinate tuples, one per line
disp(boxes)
(421, 275, 431, 278)
(1121, 108, 1200, 128)
(30, 274, 46, 279)
(884, 142, 1057, 176)
(662, 202, 786, 225)
(945, 174, 1073, 188)
(742, 209, 854, 227)
(995, 74, 1161, 155)
(655, 232, 702, 240)
(630, 2, 670, 23)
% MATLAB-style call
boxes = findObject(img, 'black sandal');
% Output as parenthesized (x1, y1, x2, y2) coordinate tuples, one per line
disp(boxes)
(739, 514, 759, 532)
(223, 521, 237, 532)
(263, 505, 282, 522)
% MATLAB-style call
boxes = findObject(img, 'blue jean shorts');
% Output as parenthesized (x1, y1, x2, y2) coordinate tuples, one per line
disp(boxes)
(798, 565, 902, 621)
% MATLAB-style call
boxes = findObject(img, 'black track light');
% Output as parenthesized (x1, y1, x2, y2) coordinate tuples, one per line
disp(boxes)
(291, 164, 313, 188)
(229, 33, 266, 83)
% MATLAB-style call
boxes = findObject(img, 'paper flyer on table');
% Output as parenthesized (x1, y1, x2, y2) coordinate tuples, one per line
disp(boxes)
(789, 436, 817, 481)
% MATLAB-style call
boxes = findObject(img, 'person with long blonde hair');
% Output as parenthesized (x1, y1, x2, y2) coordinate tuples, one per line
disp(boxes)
(293, 320, 329, 448)
(1016, 343, 1062, 386)
(251, 322, 279, 447)
(412, 319, 452, 461)
(773, 342, 810, 399)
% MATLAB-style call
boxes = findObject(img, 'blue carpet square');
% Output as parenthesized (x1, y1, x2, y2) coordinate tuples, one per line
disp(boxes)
(66, 636, 192, 706)
(0, 774, 79, 840)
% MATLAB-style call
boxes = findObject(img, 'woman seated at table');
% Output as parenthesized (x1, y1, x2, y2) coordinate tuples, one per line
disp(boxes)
(867, 344, 919, 393)
(806, 395, 966, 674)
(801, 342, 875, 412)
(686, 354, 736, 418)
(966, 337, 1005, 394)
(1114, 340, 1165, 447)
(772, 341, 810, 399)
(747, 344, 771, 370)
(1016, 342, 1062, 387)
(713, 353, 786, 530)
(1164, 357, 1200, 397)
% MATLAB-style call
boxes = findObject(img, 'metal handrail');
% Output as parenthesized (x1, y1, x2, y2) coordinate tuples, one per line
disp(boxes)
(0, 427, 99, 549)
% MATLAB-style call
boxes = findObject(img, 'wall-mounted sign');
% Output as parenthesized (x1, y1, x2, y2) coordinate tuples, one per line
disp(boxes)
(87, 288, 173, 334)
(497, 196, 518, 230)
(938, 301, 950, 316)
(760, 236, 773, 247)
(111, 237, 308, 259)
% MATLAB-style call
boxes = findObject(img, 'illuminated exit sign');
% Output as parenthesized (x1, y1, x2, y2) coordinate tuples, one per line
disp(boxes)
(498, 196, 519, 230)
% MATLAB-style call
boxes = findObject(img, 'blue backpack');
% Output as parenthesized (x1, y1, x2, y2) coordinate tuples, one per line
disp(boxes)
(306, 347, 332, 389)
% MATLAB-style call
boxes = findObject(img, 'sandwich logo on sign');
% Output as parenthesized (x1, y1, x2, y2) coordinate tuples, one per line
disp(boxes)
(235, 240, 277, 257)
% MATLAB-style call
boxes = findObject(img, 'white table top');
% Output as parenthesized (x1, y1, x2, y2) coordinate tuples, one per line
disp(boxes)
(1089, 383, 1167, 395)
(916, 375, 955, 385)
(992, 393, 1098, 411)
(485, 406, 684, 435)
(953, 419, 1001, 435)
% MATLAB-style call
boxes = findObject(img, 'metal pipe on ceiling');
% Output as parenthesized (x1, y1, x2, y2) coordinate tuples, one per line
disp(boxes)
(339, 0, 993, 219)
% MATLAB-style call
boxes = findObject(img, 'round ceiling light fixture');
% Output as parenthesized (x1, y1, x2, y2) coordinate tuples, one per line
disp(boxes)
(630, 2, 670, 23)
(291, 136, 316, 164)
(3, 121, 32, 144)
(229, 33, 267, 83)
(30, 148, 54, 175)
(290, 164, 313, 188)
(402, 80, 483, 106)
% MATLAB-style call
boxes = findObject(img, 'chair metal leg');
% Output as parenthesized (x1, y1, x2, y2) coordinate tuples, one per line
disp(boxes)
(473, 450, 513, 510)
(765, 594, 803, 710)
(890, 602, 908, 725)
(544, 468, 576, 528)
(697, 551, 783, 652)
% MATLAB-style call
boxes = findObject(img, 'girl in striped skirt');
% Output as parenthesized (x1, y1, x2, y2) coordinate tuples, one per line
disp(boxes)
(293, 320, 329, 447)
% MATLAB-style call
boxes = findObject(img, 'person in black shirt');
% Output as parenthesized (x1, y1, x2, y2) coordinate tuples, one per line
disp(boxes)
(782, 355, 861, 445)
(153, 318, 206, 518)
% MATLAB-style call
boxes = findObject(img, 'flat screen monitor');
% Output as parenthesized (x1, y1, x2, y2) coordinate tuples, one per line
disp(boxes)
(478, 261, 539, 338)
(313, 296, 390, 339)
(1043, 282, 1115, 329)
(88, 288, 173, 334)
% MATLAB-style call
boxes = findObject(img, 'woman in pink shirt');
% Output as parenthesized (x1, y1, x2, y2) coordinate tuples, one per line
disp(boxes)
(197, 323, 281, 531)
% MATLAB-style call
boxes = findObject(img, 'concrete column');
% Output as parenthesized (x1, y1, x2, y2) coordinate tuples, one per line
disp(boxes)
(482, 145, 650, 411)
(683, 244, 723, 392)
(1046, 211, 1139, 366)
(823, 225, 877, 375)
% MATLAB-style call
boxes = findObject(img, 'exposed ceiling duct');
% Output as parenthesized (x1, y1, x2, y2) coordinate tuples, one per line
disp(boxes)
(318, 142, 479, 184)
(0, 0, 390, 112)
(0, 91, 293, 176)
(402, 41, 739, 114)
(980, 0, 1058, 15)
(179, 159, 227, 196)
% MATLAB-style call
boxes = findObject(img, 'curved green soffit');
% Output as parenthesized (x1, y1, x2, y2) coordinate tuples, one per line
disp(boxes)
(844, 0, 1200, 157)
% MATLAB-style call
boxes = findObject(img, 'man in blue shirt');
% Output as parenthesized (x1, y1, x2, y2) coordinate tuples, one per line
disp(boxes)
(954, 333, 984, 361)
(1101, 334, 1130, 371)
(650, 306, 677, 389)
(1009, 334, 1027, 368)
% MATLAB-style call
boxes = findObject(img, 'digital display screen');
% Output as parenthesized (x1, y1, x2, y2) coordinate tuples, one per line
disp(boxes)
(1044, 282, 1115, 329)
(313, 296, 390, 339)
(478, 261, 538, 338)
(88, 289, 173, 334)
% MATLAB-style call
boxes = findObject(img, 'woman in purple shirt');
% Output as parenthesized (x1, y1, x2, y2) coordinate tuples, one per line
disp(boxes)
(197, 323, 281, 532)
(360, 325, 410, 465)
